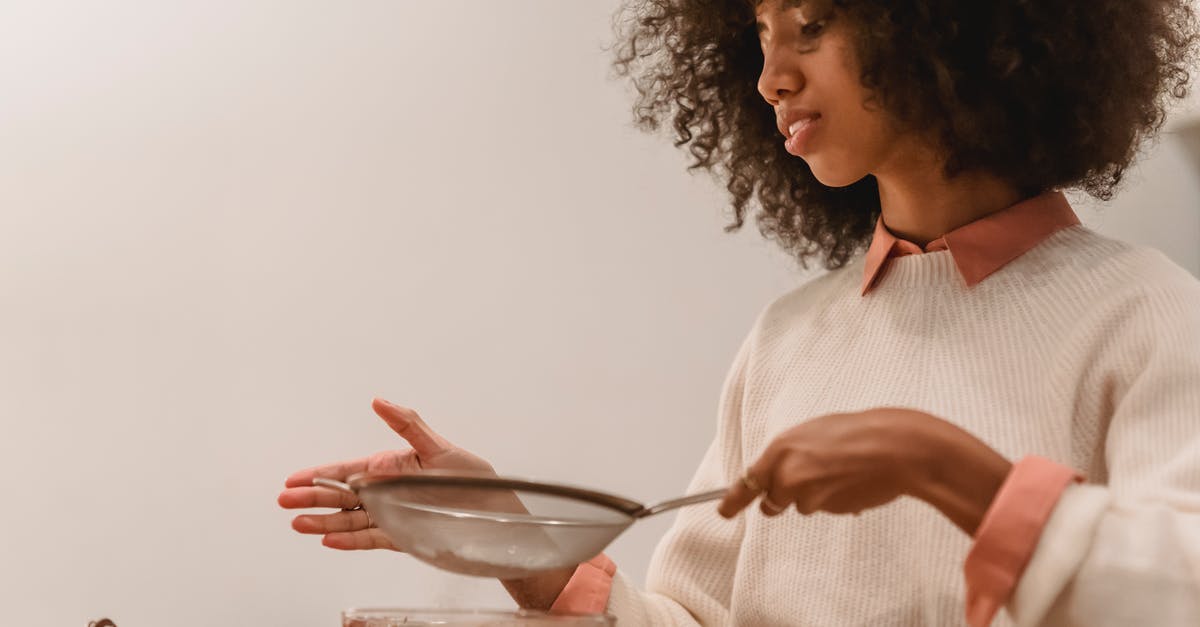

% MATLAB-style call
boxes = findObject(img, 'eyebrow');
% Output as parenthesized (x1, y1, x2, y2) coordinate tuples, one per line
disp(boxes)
(756, 0, 808, 33)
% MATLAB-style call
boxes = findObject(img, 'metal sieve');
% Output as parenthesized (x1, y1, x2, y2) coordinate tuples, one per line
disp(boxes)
(314, 470, 726, 579)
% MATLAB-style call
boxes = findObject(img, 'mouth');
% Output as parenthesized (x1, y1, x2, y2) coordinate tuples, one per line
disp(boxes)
(777, 110, 822, 139)
(783, 114, 822, 155)
(787, 116, 820, 138)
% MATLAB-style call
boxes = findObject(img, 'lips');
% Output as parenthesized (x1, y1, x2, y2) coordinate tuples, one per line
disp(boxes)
(787, 117, 819, 137)
(777, 108, 822, 140)
(779, 110, 822, 156)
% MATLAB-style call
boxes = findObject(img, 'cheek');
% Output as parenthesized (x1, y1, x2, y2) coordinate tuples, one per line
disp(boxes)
(835, 111, 891, 170)
(804, 116, 879, 187)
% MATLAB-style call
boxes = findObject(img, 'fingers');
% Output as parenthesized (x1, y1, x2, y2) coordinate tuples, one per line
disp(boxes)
(747, 471, 843, 517)
(372, 397, 448, 459)
(720, 471, 807, 518)
(760, 494, 790, 517)
(284, 492, 398, 551)
(292, 509, 372, 534)
(756, 459, 821, 517)
(718, 469, 768, 518)
(277, 486, 360, 510)
(293, 511, 398, 551)
(719, 445, 810, 518)
(284, 458, 370, 489)
(322, 527, 397, 551)
(284, 398, 439, 491)
(760, 487, 793, 517)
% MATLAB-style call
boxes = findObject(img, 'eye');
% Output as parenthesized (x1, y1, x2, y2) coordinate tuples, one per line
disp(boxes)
(799, 20, 826, 37)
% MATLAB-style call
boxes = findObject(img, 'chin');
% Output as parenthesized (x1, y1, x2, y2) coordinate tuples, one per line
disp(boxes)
(807, 163, 866, 188)
(802, 153, 869, 188)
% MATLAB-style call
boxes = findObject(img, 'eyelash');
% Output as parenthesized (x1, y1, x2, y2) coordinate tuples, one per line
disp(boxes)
(759, 20, 827, 48)
(799, 20, 826, 37)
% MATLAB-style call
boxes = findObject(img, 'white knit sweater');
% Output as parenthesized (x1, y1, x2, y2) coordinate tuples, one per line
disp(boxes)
(604, 224, 1200, 626)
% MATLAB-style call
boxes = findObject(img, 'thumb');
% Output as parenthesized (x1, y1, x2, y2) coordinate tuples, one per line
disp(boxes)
(372, 397, 449, 459)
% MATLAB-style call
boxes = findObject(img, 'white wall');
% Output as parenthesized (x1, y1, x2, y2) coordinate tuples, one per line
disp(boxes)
(0, 2, 1196, 625)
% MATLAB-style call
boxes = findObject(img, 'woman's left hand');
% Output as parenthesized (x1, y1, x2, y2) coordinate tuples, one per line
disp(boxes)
(717, 407, 1013, 536)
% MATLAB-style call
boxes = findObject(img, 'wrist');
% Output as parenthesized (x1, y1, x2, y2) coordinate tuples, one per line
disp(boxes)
(500, 566, 577, 610)
(905, 415, 1012, 536)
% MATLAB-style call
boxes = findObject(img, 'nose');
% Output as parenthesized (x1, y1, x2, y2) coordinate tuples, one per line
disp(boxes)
(757, 44, 803, 105)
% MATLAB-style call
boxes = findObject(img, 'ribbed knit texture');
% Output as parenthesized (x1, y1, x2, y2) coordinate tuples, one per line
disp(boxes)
(605, 224, 1200, 626)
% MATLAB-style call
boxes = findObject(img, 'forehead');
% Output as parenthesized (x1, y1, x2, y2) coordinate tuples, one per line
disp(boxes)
(752, 0, 834, 32)
(750, 0, 809, 14)
(753, 0, 831, 25)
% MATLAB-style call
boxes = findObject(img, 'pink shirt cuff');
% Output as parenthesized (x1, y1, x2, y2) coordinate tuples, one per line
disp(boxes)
(963, 455, 1083, 627)
(549, 553, 617, 615)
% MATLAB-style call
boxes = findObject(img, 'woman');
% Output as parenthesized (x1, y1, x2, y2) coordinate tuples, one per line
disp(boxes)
(279, 0, 1200, 624)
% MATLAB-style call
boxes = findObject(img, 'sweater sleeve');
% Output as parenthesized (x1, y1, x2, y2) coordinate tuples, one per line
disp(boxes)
(1004, 280, 1200, 626)
(963, 456, 1082, 627)
(599, 325, 756, 627)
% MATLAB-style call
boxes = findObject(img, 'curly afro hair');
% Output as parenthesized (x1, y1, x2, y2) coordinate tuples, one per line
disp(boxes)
(610, 0, 1200, 269)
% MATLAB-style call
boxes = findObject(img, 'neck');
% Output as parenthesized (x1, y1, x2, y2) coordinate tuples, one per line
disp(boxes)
(874, 142, 1024, 247)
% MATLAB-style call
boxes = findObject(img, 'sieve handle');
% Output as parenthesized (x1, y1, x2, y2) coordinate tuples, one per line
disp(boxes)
(637, 487, 728, 518)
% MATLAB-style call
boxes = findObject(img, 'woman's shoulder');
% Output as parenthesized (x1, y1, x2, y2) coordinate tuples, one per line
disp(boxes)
(1035, 227, 1200, 343)
(754, 257, 866, 326)
(1030, 224, 1200, 296)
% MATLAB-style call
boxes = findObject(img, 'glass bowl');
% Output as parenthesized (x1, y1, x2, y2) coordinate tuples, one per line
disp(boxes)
(341, 608, 615, 626)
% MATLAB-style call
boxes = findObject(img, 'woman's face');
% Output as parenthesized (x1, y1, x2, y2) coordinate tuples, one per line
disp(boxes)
(755, 0, 911, 187)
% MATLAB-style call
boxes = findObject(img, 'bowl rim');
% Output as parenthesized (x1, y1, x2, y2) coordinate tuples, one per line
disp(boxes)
(341, 607, 616, 622)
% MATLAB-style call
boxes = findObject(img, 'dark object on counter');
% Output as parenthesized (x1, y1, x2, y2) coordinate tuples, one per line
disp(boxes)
(88, 619, 116, 627)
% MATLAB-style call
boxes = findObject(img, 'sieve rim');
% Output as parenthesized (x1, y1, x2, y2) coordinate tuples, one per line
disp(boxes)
(347, 470, 646, 517)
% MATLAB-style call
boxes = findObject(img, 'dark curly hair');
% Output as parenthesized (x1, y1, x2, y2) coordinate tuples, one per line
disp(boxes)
(610, 0, 1200, 269)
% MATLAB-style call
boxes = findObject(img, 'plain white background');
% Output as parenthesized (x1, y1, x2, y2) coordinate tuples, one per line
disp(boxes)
(1, 2, 1197, 625)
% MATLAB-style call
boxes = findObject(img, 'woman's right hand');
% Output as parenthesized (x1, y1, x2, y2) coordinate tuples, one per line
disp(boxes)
(277, 397, 496, 551)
